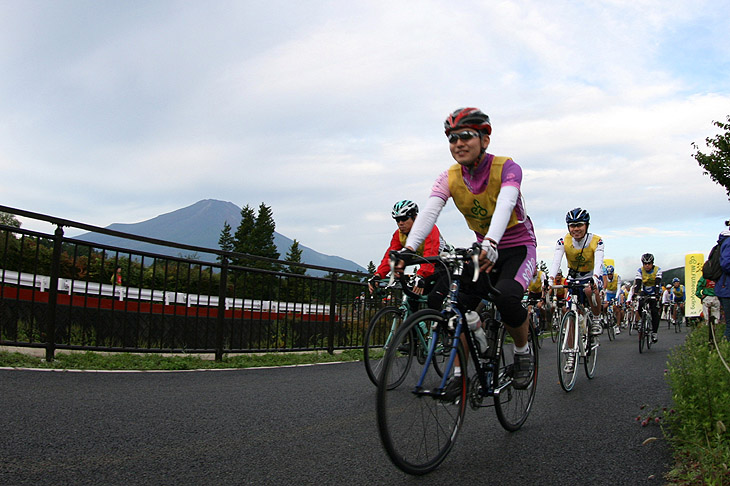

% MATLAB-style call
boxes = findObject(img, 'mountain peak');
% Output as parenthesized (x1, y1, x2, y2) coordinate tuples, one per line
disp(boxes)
(78, 199, 366, 274)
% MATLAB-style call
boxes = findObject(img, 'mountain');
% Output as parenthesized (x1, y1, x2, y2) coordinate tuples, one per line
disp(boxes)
(75, 199, 366, 275)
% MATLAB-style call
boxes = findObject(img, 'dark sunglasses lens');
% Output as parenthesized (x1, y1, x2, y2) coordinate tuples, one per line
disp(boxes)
(395, 216, 409, 223)
(448, 131, 477, 143)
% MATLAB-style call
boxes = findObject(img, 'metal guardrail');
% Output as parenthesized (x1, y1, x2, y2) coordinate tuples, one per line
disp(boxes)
(0, 205, 382, 361)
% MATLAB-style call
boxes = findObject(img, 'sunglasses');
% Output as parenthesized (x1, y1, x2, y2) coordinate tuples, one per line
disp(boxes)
(447, 130, 481, 144)
(394, 216, 411, 223)
(568, 223, 586, 228)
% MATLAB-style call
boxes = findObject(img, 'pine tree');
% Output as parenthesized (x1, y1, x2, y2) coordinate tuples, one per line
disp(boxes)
(217, 221, 234, 263)
(252, 203, 280, 264)
(285, 239, 306, 275)
(367, 261, 376, 274)
(233, 204, 256, 265)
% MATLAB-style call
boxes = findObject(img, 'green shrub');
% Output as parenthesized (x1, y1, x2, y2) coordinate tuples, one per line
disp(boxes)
(665, 322, 730, 484)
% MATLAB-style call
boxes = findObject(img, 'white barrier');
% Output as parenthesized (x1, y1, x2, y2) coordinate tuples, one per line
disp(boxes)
(0, 269, 330, 314)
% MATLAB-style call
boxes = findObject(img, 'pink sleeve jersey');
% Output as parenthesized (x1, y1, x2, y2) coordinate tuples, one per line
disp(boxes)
(429, 154, 536, 249)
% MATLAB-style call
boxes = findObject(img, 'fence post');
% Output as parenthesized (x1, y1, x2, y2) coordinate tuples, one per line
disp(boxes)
(328, 273, 337, 355)
(45, 225, 64, 362)
(215, 257, 228, 361)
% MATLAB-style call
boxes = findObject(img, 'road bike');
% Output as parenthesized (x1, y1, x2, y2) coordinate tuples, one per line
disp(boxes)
(549, 296, 563, 343)
(363, 276, 449, 389)
(603, 298, 616, 341)
(668, 301, 683, 333)
(525, 297, 543, 349)
(553, 280, 599, 392)
(627, 300, 638, 335)
(376, 245, 538, 475)
(637, 296, 656, 353)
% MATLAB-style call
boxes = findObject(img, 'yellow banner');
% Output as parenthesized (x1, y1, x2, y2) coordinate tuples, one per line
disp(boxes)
(685, 253, 704, 317)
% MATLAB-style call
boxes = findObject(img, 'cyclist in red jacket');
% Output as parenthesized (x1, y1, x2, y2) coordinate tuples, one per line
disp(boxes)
(369, 200, 447, 309)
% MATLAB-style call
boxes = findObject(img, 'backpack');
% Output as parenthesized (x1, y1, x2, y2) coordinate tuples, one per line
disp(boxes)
(702, 239, 725, 281)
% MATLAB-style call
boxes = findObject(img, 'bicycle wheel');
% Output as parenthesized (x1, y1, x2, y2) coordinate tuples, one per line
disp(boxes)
(364, 306, 411, 388)
(550, 311, 559, 343)
(639, 313, 646, 353)
(558, 311, 578, 392)
(606, 314, 615, 341)
(646, 320, 652, 350)
(584, 316, 598, 379)
(494, 322, 538, 431)
(675, 312, 683, 333)
(531, 310, 542, 350)
(376, 311, 466, 475)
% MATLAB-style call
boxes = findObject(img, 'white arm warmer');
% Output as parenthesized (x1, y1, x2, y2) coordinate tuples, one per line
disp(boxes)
(485, 185, 519, 244)
(405, 196, 445, 250)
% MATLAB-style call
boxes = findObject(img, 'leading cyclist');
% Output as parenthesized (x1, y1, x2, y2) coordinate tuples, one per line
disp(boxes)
(401, 107, 538, 392)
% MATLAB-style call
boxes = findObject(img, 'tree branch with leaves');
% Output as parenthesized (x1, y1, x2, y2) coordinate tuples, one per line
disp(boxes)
(692, 115, 730, 200)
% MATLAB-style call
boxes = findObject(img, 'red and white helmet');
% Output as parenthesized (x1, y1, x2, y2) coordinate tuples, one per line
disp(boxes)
(444, 107, 492, 136)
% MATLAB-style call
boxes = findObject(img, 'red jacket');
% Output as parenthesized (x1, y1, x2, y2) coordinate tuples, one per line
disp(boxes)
(375, 226, 442, 279)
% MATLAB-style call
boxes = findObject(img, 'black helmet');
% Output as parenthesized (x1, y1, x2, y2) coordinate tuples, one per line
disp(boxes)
(641, 253, 654, 264)
(444, 107, 492, 136)
(566, 208, 590, 225)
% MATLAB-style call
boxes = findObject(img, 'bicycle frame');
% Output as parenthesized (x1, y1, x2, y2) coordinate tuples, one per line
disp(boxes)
(389, 247, 506, 399)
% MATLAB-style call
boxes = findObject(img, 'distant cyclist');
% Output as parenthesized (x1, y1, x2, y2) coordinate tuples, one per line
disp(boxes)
(549, 269, 569, 321)
(548, 208, 606, 336)
(629, 253, 663, 343)
(526, 267, 547, 332)
(669, 277, 685, 324)
(602, 265, 622, 334)
(369, 200, 446, 310)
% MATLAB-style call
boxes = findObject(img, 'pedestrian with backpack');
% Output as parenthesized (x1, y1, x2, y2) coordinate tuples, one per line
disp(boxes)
(710, 221, 730, 342)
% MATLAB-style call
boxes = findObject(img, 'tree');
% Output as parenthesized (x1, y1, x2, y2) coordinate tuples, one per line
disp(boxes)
(692, 115, 730, 199)
(217, 221, 234, 263)
(233, 205, 256, 258)
(251, 203, 280, 265)
(367, 261, 376, 274)
(285, 239, 306, 275)
(0, 212, 21, 228)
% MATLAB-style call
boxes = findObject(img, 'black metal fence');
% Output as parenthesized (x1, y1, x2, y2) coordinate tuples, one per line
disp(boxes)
(0, 205, 391, 361)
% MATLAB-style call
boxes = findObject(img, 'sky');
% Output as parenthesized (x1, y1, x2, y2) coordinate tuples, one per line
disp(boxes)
(2, 0, 730, 281)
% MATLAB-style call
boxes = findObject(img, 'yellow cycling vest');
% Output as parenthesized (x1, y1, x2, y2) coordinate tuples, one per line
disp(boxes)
(641, 266, 660, 286)
(671, 285, 685, 299)
(399, 232, 425, 256)
(448, 157, 519, 235)
(527, 271, 544, 293)
(563, 234, 601, 273)
(606, 275, 618, 292)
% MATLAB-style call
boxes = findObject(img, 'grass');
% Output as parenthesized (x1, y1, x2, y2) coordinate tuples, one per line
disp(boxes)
(0, 348, 364, 371)
(664, 320, 730, 485)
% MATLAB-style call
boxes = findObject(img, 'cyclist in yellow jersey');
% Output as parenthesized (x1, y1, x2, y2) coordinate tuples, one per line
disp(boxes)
(628, 253, 663, 343)
(526, 268, 547, 332)
(548, 208, 606, 336)
(400, 107, 537, 394)
(602, 265, 623, 334)
(669, 277, 686, 324)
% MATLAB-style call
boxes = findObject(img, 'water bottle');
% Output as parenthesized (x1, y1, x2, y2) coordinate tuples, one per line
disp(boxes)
(466, 311, 488, 356)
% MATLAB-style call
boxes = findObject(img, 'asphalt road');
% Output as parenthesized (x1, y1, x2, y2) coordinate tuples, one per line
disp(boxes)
(0, 324, 684, 485)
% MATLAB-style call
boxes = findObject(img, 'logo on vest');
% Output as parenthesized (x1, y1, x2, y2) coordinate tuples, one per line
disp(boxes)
(470, 199, 489, 230)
